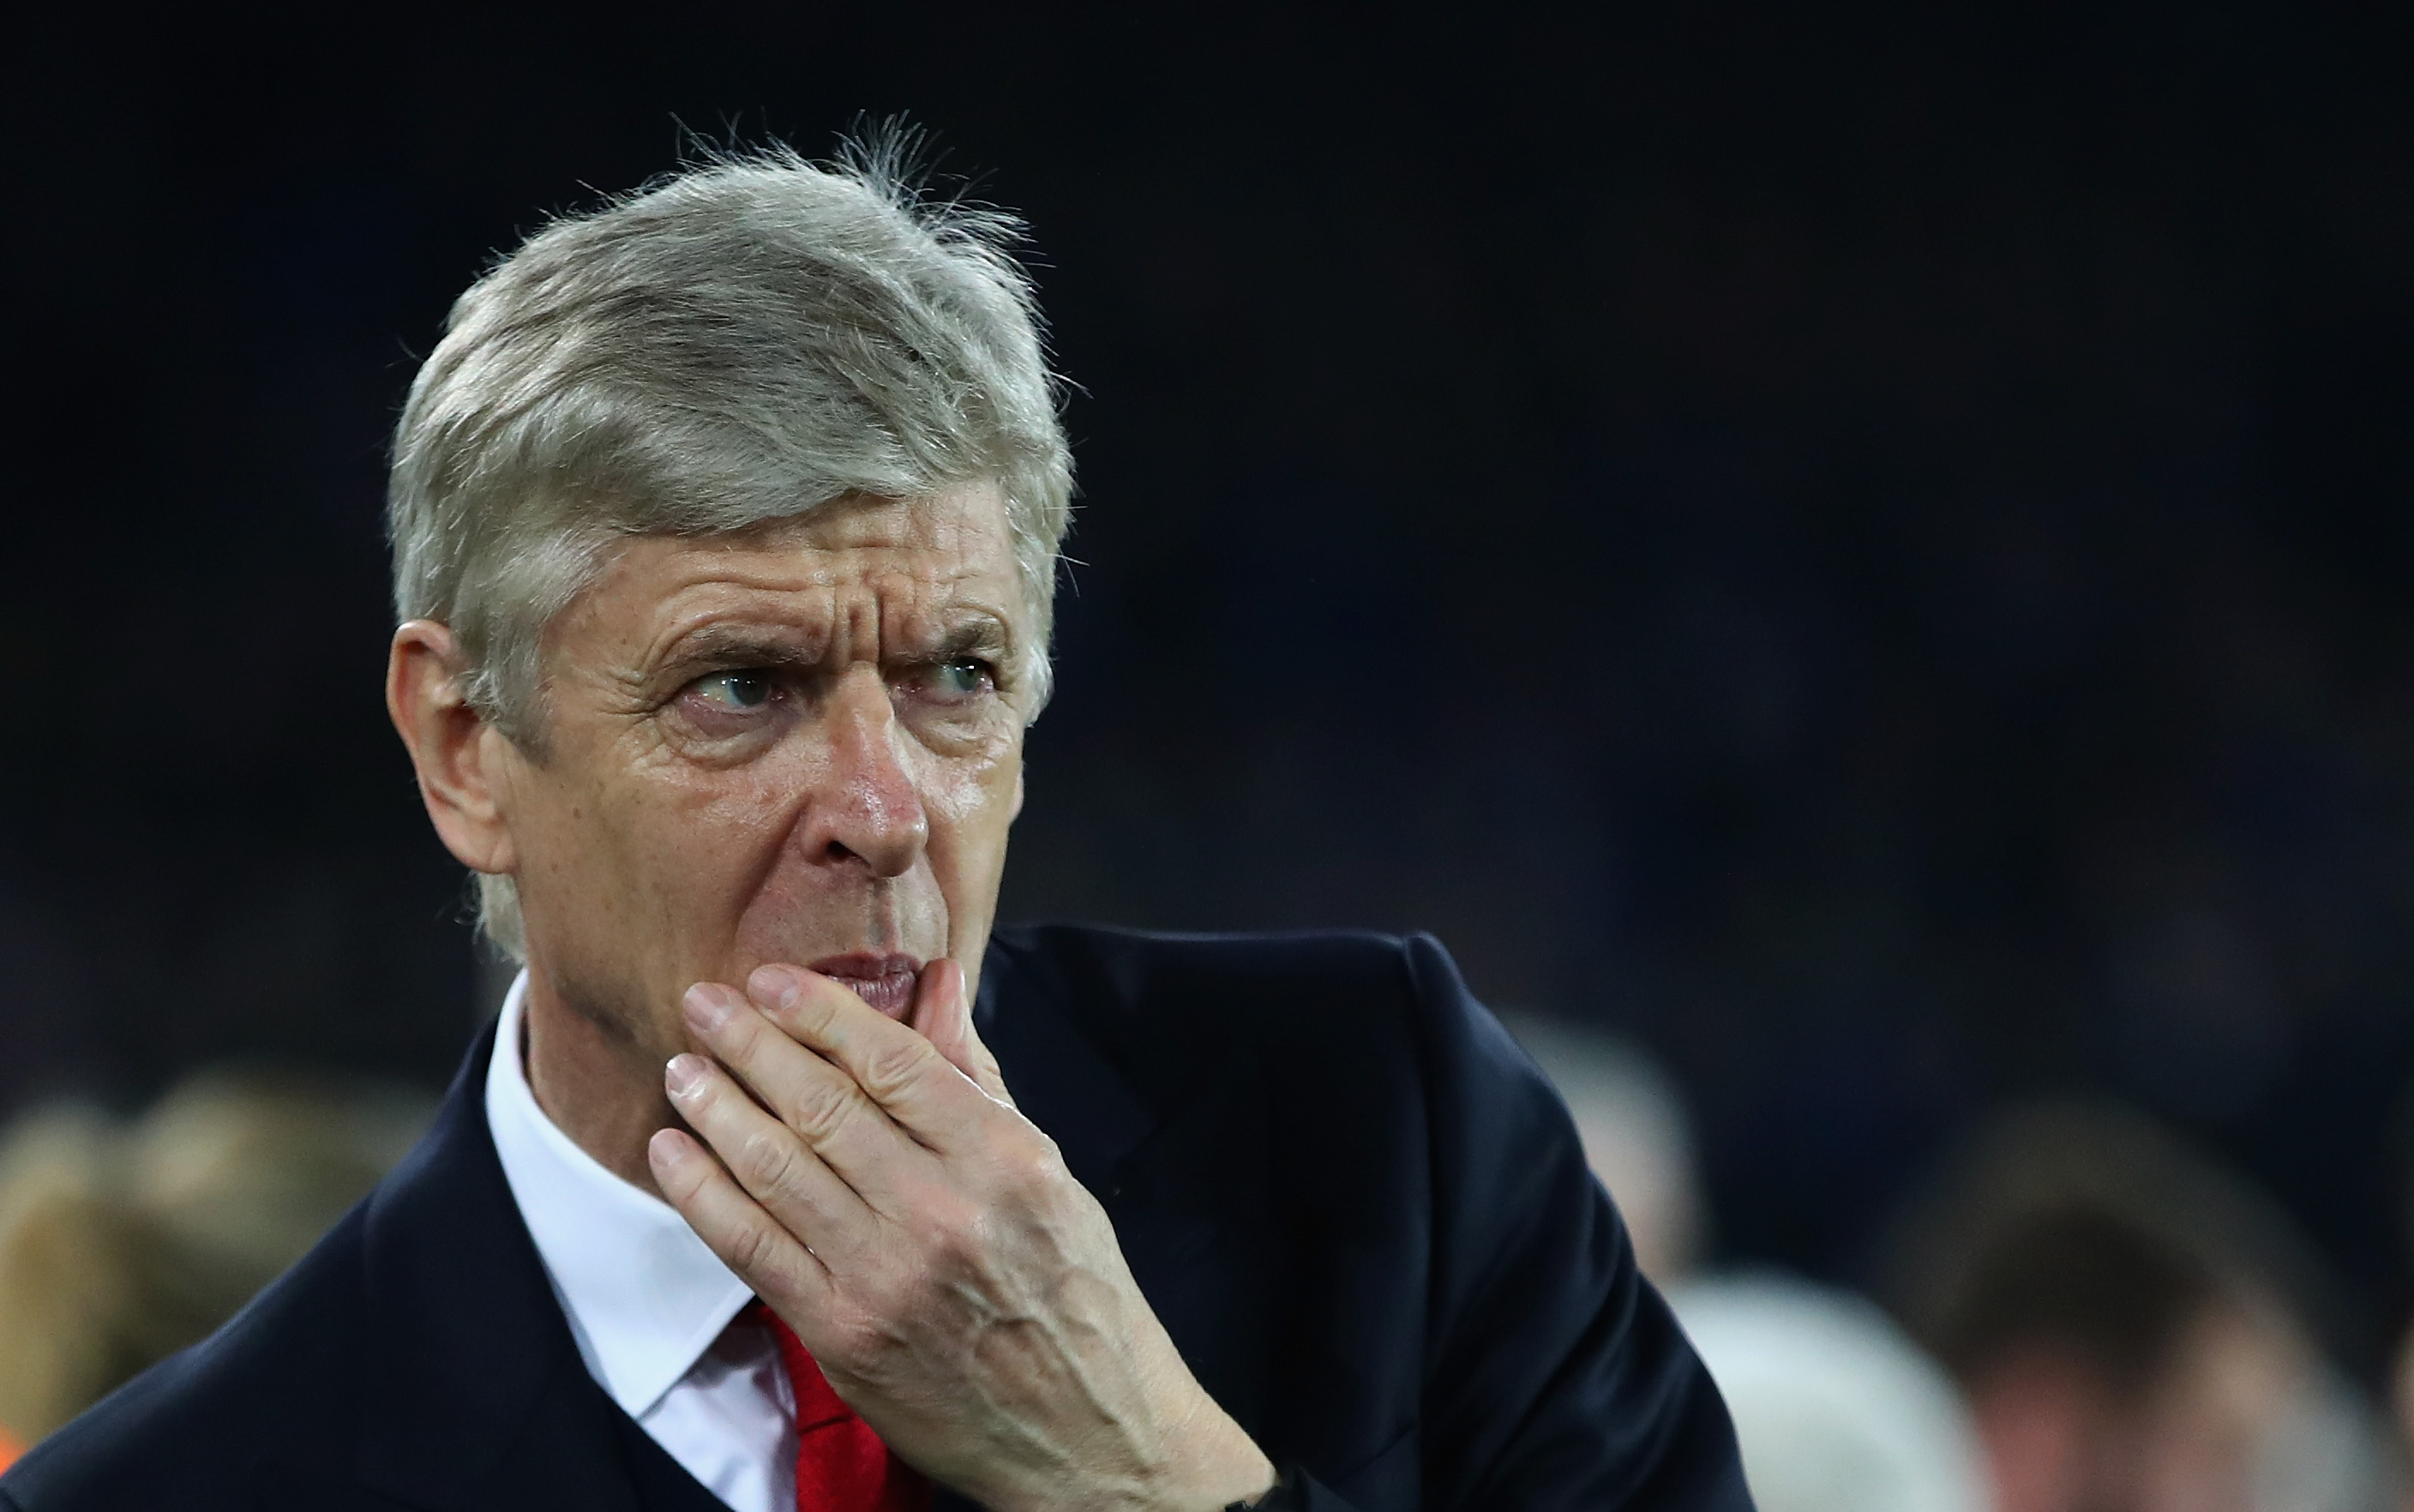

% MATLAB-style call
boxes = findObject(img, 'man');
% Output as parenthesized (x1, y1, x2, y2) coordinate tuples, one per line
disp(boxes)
(1883, 1103, 2381, 1512)
(1, 144, 1749, 1510)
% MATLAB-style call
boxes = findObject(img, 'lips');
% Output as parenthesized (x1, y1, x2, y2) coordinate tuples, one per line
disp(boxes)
(806, 952, 922, 1019)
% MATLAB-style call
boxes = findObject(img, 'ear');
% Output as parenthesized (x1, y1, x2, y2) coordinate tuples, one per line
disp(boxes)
(386, 621, 519, 879)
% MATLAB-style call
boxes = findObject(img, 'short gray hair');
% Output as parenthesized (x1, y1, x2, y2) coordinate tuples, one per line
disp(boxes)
(387, 141, 1072, 959)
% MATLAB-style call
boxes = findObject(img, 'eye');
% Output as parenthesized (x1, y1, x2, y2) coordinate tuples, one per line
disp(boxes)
(690, 670, 773, 710)
(904, 658, 996, 705)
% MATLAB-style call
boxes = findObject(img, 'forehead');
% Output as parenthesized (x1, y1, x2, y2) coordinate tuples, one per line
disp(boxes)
(754, 480, 1016, 565)
(569, 481, 1020, 636)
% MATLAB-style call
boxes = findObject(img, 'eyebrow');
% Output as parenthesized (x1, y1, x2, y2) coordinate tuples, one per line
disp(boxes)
(928, 615, 1015, 661)
(658, 609, 1018, 675)
(656, 626, 825, 676)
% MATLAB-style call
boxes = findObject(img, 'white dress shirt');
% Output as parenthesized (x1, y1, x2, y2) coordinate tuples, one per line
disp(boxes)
(485, 971, 796, 1512)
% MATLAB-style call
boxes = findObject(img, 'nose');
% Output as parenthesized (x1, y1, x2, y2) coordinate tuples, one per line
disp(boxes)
(806, 669, 929, 879)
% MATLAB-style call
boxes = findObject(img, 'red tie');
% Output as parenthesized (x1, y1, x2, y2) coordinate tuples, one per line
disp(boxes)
(754, 1304, 933, 1512)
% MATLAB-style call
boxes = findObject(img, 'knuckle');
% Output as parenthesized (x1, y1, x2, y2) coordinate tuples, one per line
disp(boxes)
(708, 1005, 762, 1062)
(663, 1159, 712, 1208)
(736, 1127, 802, 1192)
(920, 1193, 985, 1263)
(989, 1130, 1066, 1199)
(729, 1005, 777, 1053)
(772, 981, 840, 1041)
(723, 1215, 782, 1275)
(822, 1311, 890, 1376)
(1027, 1126, 1068, 1173)
(976, 1054, 1014, 1101)
(859, 1037, 934, 1100)
(789, 1077, 856, 1144)
(851, 1270, 914, 1329)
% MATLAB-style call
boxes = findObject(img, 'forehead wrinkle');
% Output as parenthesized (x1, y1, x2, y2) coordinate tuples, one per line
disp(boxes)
(706, 491, 1006, 579)
(637, 580, 1022, 680)
(593, 509, 1024, 663)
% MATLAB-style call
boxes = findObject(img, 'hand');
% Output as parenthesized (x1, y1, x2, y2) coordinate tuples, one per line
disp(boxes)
(647, 960, 1276, 1512)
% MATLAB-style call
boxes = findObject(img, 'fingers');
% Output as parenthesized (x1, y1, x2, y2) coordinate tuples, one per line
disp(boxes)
(658, 1047, 879, 1254)
(745, 963, 995, 1144)
(646, 1120, 835, 1315)
(910, 960, 1017, 1109)
(683, 979, 938, 1185)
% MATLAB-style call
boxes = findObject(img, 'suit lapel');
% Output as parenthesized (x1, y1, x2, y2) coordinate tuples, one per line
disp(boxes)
(352, 1017, 656, 1512)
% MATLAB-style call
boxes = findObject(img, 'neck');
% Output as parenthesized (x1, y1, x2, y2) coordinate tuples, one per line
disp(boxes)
(517, 968, 678, 1195)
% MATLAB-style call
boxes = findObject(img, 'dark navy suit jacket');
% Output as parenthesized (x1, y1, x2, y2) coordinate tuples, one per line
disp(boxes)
(0, 925, 1750, 1510)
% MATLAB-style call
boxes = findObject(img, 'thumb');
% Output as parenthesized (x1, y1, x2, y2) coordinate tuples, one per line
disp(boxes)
(909, 958, 1015, 1108)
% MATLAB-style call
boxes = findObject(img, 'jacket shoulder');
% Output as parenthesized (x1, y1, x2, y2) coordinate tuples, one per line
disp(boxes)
(988, 923, 1749, 1509)
(990, 919, 1415, 977)
(988, 921, 1482, 1047)
(987, 921, 1537, 1174)
(988, 922, 1539, 1134)
(1, 1205, 372, 1510)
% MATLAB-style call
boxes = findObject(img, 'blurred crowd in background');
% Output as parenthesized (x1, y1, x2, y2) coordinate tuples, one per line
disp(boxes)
(0, 1073, 433, 1466)
(9, 2, 2414, 1507)
(1511, 1017, 2405, 1510)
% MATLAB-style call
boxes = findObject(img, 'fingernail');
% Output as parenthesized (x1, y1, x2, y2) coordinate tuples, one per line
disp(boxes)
(665, 1053, 709, 1099)
(684, 982, 740, 1031)
(748, 963, 802, 1010)
(647, 1128, 692, 1168)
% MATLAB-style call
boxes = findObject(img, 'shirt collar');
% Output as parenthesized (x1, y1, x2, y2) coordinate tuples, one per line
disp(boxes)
(483, 970, 757, 1419)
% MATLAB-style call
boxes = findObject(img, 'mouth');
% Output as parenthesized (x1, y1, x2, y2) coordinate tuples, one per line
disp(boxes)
(805, 952, 924, 1020)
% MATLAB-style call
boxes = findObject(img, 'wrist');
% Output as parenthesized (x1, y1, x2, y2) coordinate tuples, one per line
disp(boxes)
(982, 1406, 1273, 1512)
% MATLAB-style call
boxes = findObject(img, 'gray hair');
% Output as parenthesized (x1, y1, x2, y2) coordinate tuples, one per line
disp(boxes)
(387, 141, 1072, 959)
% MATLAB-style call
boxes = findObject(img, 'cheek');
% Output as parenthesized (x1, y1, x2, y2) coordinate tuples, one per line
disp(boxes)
(918, 741, 1021, 907)
(922, 759, 1018, 958)
(920, 731, 1023, 839)
(585, 752, 808, 925)
(505, 759, 622, 883)
(676, 768, 812, 865)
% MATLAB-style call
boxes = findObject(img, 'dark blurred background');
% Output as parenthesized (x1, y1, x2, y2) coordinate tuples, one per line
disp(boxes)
(8, 0, 2414, 1373)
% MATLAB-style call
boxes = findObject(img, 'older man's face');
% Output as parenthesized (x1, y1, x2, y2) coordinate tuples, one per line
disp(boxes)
(497, 481, 1028, 1059)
